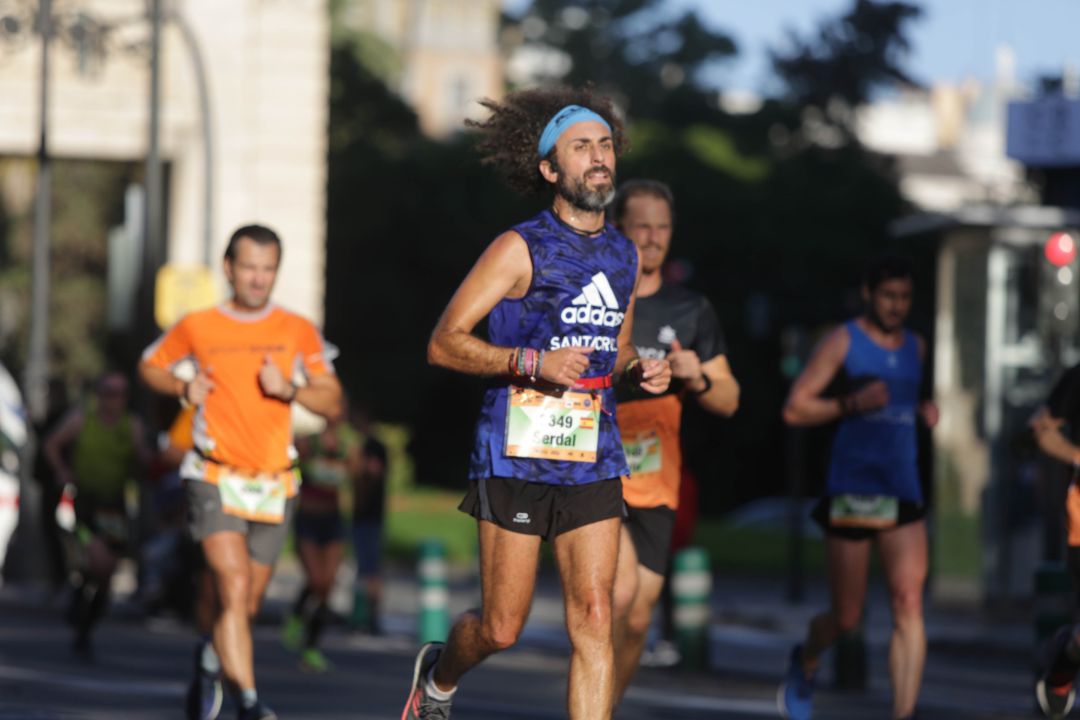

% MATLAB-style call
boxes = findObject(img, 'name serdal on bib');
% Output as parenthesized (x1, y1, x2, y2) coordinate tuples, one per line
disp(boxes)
(829, 494, 898, 529)
(505, 387, 600, 463)
(622, 431, 662, 476)
(218, 470, 288, 523)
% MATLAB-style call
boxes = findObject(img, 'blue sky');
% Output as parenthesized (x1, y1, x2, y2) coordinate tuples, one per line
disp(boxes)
(507, 1, 1079, 94)
(670, 0, 1078, 93)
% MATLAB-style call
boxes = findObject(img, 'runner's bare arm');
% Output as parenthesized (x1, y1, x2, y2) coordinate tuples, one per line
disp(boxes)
(1031, 406, 1080, 466)
(915, 335, 939, 428)
(695, 354, 739, 416)
(428, 231, 534, 376)
(293, 373, 343, 419)
(783, 325, 852, 427)
(615, 248, 670, 394)
(43, 409, 84, 487)
(138, 362, 189, 399)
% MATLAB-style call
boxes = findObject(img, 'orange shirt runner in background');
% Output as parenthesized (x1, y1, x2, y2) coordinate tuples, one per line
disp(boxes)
(142, 304, 335, 496)
(617, 393, 683, 510)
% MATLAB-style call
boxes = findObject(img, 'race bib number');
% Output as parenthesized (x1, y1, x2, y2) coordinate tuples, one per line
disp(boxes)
(218, 470, 287, 523)
(623, 431, 662, 476)
(305, 457, 348, 489)
(505, 388, 600, 463)
(829, 494, 898, 529)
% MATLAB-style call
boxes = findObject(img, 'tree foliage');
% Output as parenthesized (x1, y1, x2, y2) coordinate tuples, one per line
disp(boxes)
(771, 0, 923, 131)
(509, 0, 736, 122)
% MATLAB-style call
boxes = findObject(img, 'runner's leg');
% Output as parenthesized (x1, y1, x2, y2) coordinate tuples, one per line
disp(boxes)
(248, 559, 274, 619)
(554, 516, 621, 720)
(431, 520, 540, 690)
(878, 520, 928, 719)
(202, 531, 256, 690)
(804, 535, 872, 674)
(306, 540, 344, 648)
(614, 562, 664, 702)
(612, 525, 642, 699)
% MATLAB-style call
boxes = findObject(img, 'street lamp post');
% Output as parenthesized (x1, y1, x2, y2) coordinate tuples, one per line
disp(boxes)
(25, 0, 52, 424)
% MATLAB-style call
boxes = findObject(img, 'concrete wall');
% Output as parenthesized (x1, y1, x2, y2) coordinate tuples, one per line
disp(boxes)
(0, 0, 330, 322)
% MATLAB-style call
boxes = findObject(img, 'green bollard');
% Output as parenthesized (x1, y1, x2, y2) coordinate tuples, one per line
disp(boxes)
(1034, 561, 1072, 650)
(418, 539, 450, 643)
(671, 546, 711, 670)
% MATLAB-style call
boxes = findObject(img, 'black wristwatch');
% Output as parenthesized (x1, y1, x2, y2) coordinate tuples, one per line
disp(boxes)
(692, 373, 712, 395)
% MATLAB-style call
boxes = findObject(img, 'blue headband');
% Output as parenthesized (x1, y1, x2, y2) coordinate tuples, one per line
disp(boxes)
(537, 105, 612, 158)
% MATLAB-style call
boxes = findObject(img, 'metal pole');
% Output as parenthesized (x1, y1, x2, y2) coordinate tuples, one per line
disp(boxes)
(172, 11, 214, 265)
(25, 0, 52, 424)
(141, 0, 163, 343)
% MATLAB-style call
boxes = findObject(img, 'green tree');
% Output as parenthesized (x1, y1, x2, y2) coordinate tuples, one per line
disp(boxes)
(0, 159, 131, 399)
(508, 0, 736, 123)
(771, 0, 923, 133)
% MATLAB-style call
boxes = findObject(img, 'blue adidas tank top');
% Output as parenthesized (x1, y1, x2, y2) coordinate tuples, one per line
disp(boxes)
(827, 320, 923, 504)
(468, 209, 637, 485)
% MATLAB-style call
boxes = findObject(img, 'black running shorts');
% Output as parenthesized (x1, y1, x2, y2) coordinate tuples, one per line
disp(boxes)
(624, 504, 677, 576)
(811, 497, 926, 541)
(459, 476, 624, 541)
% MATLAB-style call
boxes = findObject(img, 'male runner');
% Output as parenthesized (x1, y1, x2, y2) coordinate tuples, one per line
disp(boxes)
(609, 179, 739, 701)
(1030, 364, 1080, 717)
(401, 87, 671, 720)
(44, 372, 150, 657)
(139, 224, 342, 720)
(778, 256, 937, 720)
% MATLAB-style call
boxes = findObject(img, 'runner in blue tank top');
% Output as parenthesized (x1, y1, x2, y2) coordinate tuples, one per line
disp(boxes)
(401, 87, 671, 720)
(779, 256, 938, 720)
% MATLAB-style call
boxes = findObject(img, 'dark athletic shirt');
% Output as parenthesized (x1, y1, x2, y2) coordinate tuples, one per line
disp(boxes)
(617, 283, 727, 402)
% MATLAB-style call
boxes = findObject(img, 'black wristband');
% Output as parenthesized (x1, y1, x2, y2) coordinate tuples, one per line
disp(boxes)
(693, 373, 713, 396)
(284, 383, 297, 403)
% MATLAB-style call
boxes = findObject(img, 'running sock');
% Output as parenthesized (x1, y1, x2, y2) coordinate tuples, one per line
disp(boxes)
(239, 688, 258, 709)
(292, 585, 313, 619)
(424, 667, 455, 701)
(199, 637, 220, 673)
(305, 602, 327, 649)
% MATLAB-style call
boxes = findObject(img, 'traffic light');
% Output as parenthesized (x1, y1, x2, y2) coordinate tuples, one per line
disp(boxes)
(1040, 232, 1079, 339)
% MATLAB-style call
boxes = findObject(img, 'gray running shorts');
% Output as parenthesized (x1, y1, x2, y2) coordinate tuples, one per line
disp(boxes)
(185, 478, 298, 566)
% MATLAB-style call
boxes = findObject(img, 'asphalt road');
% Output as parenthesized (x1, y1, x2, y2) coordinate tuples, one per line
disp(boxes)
(0, 593, 1048, 719)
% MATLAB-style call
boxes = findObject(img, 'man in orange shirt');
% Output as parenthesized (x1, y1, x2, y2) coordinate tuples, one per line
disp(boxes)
(610, 181, 740, 702)
(140, 224, 342, 720)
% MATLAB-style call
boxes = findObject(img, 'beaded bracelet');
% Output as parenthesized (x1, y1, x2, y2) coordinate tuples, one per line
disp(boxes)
(509, 347, 544, 382)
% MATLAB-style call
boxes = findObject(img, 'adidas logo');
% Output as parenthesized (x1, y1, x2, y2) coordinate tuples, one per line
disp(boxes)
(561, 272, 625, 328)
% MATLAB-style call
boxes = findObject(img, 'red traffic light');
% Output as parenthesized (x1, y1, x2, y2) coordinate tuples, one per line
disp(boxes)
(1046, 232, 1077, 267)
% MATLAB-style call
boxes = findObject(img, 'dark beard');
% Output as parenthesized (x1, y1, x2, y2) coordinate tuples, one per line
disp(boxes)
(867, 308, 897, 333)
(553, 161, 616, 212)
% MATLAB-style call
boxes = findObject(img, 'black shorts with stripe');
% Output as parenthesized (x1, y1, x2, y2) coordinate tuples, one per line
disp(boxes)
(459, 476, 623, 542)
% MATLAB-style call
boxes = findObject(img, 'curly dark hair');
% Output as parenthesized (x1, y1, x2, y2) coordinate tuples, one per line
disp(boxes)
(466, 86, 627, 196)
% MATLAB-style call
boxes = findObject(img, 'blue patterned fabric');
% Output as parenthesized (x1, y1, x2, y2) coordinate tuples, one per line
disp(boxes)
(468, 209, 637, 485)
(827, 321, 923, 503)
